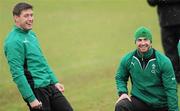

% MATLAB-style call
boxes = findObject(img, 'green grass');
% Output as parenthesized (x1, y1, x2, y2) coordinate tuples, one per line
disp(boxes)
(0, 0, 179, 111)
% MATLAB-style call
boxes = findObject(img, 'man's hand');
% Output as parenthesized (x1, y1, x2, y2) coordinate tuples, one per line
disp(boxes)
(115, 93, 131, 104)
(55, 83, 64, 93)
(29, 99, 42, 109)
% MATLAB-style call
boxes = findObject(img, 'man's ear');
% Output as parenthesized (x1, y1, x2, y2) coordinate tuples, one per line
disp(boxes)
(13, 15, 19, 23)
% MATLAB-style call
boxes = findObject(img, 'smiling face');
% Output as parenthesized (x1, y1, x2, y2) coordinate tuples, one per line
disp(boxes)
(14, 9, 33, 31)
(136, 37, 151, 53)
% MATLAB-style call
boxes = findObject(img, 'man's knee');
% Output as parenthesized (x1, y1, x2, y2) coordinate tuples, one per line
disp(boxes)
(115, 99, 133, 111)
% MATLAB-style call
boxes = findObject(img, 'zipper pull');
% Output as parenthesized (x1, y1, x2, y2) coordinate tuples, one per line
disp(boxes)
(142, 55, 145, 69)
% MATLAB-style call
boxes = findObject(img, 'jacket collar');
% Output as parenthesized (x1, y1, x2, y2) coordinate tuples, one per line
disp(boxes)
(13, 25, 31, 34)
(136, 48, 153, 59)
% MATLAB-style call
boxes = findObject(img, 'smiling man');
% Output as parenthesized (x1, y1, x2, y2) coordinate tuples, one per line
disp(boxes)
(4, 2, 73, 111)
(114, 26, 179, 111)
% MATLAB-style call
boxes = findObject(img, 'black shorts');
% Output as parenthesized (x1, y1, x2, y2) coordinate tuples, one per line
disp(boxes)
(115, 96, 168, 111)
(26, 84, 73, 111)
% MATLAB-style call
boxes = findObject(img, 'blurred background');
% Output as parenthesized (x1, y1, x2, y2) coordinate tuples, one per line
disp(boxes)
(0, 0, 179, 111)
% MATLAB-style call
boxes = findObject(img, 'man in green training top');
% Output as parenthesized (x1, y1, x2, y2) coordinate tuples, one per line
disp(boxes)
(4, 2, 73, 111)
(115, 26, 178, 111)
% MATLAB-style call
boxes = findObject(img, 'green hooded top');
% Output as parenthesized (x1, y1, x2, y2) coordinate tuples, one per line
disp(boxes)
(115, 48, 178, 111)
(4, 26, 59, 103)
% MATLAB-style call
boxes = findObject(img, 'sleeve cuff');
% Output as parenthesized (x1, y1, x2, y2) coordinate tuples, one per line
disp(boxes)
(25, 95, 36, 103)
(118, 92, 128, 97)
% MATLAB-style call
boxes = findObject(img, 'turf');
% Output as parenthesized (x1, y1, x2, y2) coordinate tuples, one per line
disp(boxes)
(0, 0, 179, 110)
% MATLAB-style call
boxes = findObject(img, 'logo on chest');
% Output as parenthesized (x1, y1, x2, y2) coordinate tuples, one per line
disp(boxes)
(151, 64, 156, 74)
(23, 38, 29, 43)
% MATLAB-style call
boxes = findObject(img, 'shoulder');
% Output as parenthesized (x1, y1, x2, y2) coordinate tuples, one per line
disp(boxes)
(122, 51, 134, 60)
(5, 28, 24, 43)
(155, 50, 173, 70)
(4, 31, 24, 50)
(29, 30, 37, 37)
(155, 50, 169, 61)
(120, 50, 135, 65)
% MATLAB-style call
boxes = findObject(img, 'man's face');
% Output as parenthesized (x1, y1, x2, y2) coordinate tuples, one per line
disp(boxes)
(14, 9, 33, 30)
(136, 37, 151, 53)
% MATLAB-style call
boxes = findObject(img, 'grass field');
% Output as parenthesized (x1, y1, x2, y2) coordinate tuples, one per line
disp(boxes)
(0, 0, 179, 111)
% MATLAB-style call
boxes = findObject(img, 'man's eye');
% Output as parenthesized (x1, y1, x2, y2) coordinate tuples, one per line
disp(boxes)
(24, 15, 28, 18)
(144, 38, 147, 41)
(24, 14, 33, 18)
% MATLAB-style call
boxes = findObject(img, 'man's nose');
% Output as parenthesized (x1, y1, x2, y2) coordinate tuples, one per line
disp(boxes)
(28, 16, 33, 21)
(141, 40, 146, 44)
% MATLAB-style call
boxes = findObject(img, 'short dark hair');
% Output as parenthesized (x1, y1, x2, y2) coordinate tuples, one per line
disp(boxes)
(13, 2, 33, 16)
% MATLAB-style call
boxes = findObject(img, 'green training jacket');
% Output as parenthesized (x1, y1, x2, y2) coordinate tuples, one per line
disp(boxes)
(115, 48, 178, 111)
(4, 26, 59, 103)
